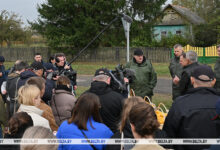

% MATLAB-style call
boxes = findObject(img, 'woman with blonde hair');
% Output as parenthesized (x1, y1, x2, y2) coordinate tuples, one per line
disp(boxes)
(17, 84, 50, 129)
(21, 126, 57, 150)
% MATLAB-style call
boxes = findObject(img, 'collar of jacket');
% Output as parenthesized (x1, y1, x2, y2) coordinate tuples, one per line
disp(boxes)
(133, 56, 146, 66)
(19, 104, 43, 116)
(55, 85, 72, 93)
(186, 87, 217, 95)
(174, 55, 180, 62)
(183, 62, 198, 69)
(89, 81, 112, 95)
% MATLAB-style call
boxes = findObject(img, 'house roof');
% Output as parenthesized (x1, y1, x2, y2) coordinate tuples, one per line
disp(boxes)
(162, 4, 205, 25)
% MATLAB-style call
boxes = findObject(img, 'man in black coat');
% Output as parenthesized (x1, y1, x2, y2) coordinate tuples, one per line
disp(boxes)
(88, 68, 124, 133)
(163, 65, 220, 150)
(177, 50, 199, 97)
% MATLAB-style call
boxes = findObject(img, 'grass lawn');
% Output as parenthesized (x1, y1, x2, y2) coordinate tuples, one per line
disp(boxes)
(71, 62, 171, 78)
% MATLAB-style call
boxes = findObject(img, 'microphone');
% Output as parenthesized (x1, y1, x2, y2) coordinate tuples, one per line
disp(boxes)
(120, 13, 133, 23)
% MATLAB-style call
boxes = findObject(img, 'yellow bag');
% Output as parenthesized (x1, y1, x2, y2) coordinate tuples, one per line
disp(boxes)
(144, 96, 168, 127)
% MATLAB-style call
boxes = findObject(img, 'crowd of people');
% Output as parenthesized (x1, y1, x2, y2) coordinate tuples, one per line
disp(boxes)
(0, 45, 219, 150)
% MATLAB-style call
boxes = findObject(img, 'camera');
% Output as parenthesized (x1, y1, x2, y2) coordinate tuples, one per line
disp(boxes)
(109, 65, 135, 95)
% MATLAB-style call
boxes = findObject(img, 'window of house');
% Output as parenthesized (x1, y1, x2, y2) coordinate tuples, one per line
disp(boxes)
(161, 31, 167, 37)
(176, 30, 182, 35)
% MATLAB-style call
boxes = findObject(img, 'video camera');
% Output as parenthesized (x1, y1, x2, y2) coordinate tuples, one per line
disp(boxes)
(109, 64, 135, 94)
(52, 69, 77, 86)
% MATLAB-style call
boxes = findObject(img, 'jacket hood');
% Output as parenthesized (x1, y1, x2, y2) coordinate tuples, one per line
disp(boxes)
(7, 73, 20, 80)
(89, 81, 112, 95)
(20, 70, 37, 79)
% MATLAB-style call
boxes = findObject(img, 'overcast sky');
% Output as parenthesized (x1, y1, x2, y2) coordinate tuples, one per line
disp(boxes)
(0, 0, 172, 27)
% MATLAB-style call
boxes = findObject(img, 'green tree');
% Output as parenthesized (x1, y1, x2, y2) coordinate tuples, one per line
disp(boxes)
(32, 0, 166, 52)
(0, 10, 26, 47)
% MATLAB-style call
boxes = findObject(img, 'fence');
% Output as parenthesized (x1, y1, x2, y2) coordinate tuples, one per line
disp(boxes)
(0, 47, 172, 63)
(181, 45, 218, 63)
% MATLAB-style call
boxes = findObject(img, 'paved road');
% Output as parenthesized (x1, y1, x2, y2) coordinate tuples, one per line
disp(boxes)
(77, 75, 172, 94)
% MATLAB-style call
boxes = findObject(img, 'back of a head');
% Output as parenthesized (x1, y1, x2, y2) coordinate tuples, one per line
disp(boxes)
(56, 76, 71, 86)
(120, 96, 145, 132)
(68, 93, 102, 130)
(26, 76, 45, 91)
(93, 68, 110, 82)
(186, 50, 198, 63)
(129, 103, 159, 137)
(15, 61, 29, 72)
(18, 85, 40, 106)
(21, 126, 57, 150)
(8, 112, 33, 138)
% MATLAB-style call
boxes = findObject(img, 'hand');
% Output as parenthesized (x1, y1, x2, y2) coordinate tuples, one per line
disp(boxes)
(74, 85, 77, 90)
(52, 76, 60, 81)
(64, 65, 70, 70)
(124, 77, 129, 83)
(2, 90, 6, 95)
(173, 75, 180, 85)
(0, 72, 2, 77)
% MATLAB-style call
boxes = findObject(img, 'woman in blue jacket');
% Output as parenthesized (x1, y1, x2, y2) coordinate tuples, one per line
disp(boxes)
(57, 92, 113, 150)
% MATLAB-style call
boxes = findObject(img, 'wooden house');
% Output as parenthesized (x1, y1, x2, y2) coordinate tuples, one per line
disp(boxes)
(153, 4, 205, 40)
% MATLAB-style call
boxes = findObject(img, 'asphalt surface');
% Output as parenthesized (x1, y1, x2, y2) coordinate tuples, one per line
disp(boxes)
(77, 75, 172, 94)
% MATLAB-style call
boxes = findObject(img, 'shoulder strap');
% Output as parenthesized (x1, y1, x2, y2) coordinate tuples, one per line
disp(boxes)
(13, 77, 20, 114)
(80, 130, 98, 150)
(120, 131, 124, 150)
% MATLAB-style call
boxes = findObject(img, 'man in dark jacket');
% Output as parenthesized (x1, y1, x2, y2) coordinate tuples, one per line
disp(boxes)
(6, 61, 28, 118)
(163, 65, 220, 150)
(88, 68, 124, 133)
(169, 44, 183, 100)
(124, 48, 157, 98)
(214, 44, 220, 94)
(17, 61, 54, 104)
(177, 50, 199, 97)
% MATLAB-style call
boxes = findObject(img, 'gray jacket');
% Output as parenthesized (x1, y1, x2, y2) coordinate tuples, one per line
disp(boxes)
(51, 89, 77, 126)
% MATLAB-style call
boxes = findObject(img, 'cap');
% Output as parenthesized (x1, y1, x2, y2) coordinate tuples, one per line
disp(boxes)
(94, 68, 110, 77)
(44, 63, 54, 71)
(134, 49, 143, 56)
(31, 61, 44, 70)
(191, 65, 214, 82)
(0, 56, 5, 62)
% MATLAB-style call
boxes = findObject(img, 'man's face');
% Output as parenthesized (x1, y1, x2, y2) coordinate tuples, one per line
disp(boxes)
(0, 62, 3, 66)
(174, 46, 183, 57)
(56, 56, 65, 67)
(34, 55, 42, 62)
(180, 55, 188, 67)
(217, 47, 220, 57)
(134, 55, 143, 64)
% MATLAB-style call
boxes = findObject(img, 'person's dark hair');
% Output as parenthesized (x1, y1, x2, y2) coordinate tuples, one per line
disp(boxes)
(68, 93, 102, 130)
(180, 52, 186, 58)
(217, 44, 220, 49)
(174, 44, 182, 49)
(34, 53, 41, 56)
(48, 55, 55, 63)
(8, 112, 33, 138)
(129, 103, 159, 137)
(26, 76, 46, 91)
(55, 53, 65, 58)
(15, 61, 28, 71)
(56, 76, 71, 86)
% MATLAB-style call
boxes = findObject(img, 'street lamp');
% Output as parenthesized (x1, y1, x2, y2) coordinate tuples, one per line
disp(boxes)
(121, 14, 132, 62)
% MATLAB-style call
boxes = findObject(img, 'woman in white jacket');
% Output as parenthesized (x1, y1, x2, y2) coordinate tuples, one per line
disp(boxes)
(17, 84, 51, 130)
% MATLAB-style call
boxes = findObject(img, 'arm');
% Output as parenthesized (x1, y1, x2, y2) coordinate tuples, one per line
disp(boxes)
(178, 71, 189, 95)
(163, 102, 181, 138)
(169, 59, 175, 78)
(149, 63, 157, 89)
